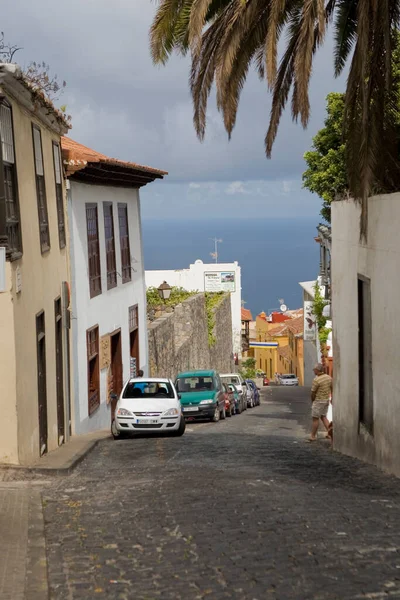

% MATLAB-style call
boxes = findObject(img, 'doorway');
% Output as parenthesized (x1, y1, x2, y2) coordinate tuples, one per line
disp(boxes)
(55, 298, 65, 445)
(110, 330, 123, 422)
(36, 311, 48, 456)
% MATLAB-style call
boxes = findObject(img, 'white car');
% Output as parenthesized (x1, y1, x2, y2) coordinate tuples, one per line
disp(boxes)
(279, 374, 299, 386)
(111, 378, 186, 439)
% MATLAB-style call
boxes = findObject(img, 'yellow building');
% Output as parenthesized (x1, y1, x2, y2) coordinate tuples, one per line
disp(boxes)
(0, 64, 70, 464)
(248, 311, 305, 383)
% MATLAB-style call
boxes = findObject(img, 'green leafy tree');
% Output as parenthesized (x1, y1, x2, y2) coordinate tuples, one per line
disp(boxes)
(240, 357, 256, 379)
(303, 93, 347, 223)
(150, 1, 400, 239)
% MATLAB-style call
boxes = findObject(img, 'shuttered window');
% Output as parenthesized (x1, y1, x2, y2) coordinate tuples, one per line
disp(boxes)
(86, 203, 102, 298)
(32, 125, 50, 252)
(118, 203, 131, 283)
(52, 142, 66, 249)
(0, 101, 22, 255)
(87, 326, 100, 415)
(103, 202, 117, 289)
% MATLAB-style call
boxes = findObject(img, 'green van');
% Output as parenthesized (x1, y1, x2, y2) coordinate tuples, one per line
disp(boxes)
(175, 370, 226, 422)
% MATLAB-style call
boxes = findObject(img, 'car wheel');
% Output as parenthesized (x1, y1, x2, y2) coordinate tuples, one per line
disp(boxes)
(111, 420, 128, 440)
(211, 407, 220, 422)
(172, 417, 186, 436)
(227, 407, 232, 417)
(236, 404, 242, 415)
(220, 406, 226, 420)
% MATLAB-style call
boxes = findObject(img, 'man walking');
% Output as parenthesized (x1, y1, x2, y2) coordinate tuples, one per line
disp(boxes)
(308, 363, 332, 442)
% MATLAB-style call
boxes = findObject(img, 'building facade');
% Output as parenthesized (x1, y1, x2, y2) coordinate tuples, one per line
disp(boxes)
(332, 193, 400, 477)
(0, 64, 70, 464)
(62, 138, 166, 435)
(145, 260, 242, 357)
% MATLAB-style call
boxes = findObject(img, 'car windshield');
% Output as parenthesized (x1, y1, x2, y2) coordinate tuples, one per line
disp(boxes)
(222, 376, 241, 386)
(176, 376, 216, 393)
(281, 375, 296, 379)
(123, 381, 174, 399)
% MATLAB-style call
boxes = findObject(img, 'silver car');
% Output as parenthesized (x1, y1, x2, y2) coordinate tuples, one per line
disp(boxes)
(279, 374, 299, 386)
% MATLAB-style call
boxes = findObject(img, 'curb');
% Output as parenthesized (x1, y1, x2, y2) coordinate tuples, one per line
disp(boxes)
(25, 489, 49, 600)
(0, 434, 111, 478)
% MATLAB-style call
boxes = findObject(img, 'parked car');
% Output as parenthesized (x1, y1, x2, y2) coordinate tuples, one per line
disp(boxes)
(222, 383, 236, 417)
(111, 378, 185, 439)
(279, 374, 299, 386)
(243, 380, 255, 408)
(175, 370, 226, 422)
(227, 383, 245, 414)
(220, 374, 247, 411)
(246, 380, 260, 406)
(263, 376, 270, 386)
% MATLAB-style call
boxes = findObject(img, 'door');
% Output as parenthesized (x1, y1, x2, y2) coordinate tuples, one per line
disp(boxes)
(36, 311, 48, 456)
(110, 330, 123, 422)
(55, 298, 65, 445)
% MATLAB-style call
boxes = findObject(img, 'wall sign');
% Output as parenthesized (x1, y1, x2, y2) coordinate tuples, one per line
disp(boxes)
(304, 300, 316, 341)
(204, 271, 235, 293)
(130, 356, 137, 379)
(100, 334, 111, 370)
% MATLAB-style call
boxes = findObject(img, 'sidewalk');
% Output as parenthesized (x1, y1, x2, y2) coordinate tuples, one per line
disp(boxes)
(0, 429, 110, 599)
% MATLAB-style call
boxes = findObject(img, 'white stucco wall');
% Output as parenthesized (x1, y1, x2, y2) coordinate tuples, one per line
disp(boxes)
(145, 260, 242, 356)
(69, 181, 148, 435)
(332, 194, 400, 477)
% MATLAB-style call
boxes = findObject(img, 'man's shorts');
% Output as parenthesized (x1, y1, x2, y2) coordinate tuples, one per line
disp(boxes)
(312, 400, 330, 418)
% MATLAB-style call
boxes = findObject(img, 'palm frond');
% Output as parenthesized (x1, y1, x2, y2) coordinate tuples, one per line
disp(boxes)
(333, 0, 358, 76)
(293, 0, 326, 128)
(266, 3, 303, 156)
(150, 0, 189, 64)
(265, 0, 287, 88)
(189, 0, 216, 55)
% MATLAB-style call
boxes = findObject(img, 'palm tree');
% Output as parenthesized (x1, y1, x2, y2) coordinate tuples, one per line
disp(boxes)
(150, 0, 400, 238)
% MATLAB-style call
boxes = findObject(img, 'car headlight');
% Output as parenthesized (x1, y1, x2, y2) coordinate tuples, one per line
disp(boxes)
(117, 408, 132, 416)
(199, 399, 214, 405)
(163, 408, 179, 416)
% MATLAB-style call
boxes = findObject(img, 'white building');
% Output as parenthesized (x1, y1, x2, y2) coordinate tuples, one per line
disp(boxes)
(62, 138, 166, 435)
(145, 260, 242, 356)
(332, 193, 400, 478)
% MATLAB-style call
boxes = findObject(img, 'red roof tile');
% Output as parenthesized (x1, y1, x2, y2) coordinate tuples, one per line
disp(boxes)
(241, 308, 253, 321)
(61, 137, 167, 178)
(268, 323, 289, 337)
(286, 316, 304, 335)
(277, 345, 291, 360)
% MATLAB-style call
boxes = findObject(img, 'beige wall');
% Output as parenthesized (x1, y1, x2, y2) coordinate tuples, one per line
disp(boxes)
(0, 263, 18, 463)
(332, 194, 400, 477)
(2, 93, 68, 464)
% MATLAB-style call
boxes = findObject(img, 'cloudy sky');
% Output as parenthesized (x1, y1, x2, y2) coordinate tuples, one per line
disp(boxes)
(2, 0, 346, 220)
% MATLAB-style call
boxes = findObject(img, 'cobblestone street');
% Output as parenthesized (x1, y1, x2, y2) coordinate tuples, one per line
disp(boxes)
(41, 387, 400, 600)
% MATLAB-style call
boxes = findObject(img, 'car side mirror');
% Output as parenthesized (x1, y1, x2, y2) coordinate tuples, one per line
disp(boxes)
(257, 387, 261, 391)
(178, 394, 181, 400)
(110, 393, 118, 401)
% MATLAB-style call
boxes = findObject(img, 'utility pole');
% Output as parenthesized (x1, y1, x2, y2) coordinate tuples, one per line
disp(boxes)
(210, 237, 222, 263)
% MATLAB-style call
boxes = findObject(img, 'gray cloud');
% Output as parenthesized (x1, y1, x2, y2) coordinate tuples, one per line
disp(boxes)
(2, 0, 346, 215)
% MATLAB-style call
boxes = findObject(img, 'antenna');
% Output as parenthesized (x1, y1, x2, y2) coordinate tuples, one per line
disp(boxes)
(210, 237, 223, 263)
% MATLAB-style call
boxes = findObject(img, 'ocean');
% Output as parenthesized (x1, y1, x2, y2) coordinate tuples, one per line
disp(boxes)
(142, 218, 319, 317)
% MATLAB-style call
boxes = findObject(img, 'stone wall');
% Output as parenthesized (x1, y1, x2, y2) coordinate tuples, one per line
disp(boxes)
(148, 293, 234, 379)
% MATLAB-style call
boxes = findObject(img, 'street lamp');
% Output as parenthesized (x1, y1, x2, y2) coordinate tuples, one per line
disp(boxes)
(157, 281, 172, 301)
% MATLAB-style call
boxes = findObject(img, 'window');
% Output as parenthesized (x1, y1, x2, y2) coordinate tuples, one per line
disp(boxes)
(358, 275, 373, 433)
(52, 142, 65, 249)
(0, 101, 22, 255)
(118, 203, 131, 283)
(103, 202, 117, 289)
(86, 204, 102, 298)
(87, 326, 100, 415)
(36, 311, 48, 455)
(32, 125, 50, 252)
